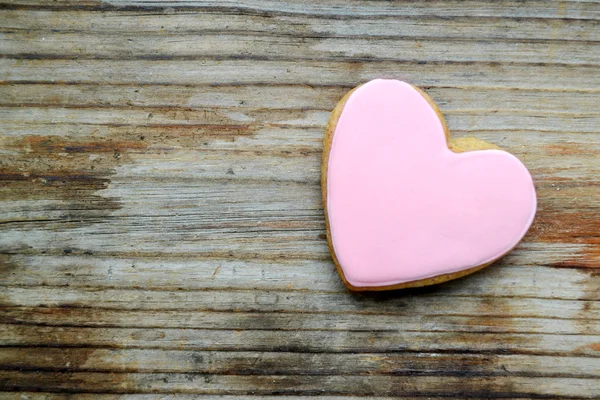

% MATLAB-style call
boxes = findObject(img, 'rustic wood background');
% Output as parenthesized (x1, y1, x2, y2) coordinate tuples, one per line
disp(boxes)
(1, 0, 599, 398)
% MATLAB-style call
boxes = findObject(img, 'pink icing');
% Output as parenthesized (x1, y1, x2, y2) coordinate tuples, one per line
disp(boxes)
(327, 79, 537, 288)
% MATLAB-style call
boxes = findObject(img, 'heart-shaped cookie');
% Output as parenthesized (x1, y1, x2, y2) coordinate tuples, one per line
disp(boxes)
(322, 79, 537, 291)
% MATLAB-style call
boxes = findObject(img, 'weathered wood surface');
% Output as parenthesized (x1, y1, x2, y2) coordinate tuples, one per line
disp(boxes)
(0, 0, 599, 398)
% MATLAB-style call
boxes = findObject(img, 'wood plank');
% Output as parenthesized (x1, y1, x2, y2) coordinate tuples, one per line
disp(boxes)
(1, 285, 598, 317)
(0, 395, 502, 400)
(1, 307, 598, 335)
(3, 324, 600, 356)
(2, 348, 598, 377)
(1, 255, 599, 298)
(1, 106, 600, 133)
(3, 59, 600, 90)
(1, 84, 598, 114)
(3, 10, 600, 42)
(3, 32, 600, 65)
(0, 396, 565, 400)
(1, 370, 598, 397)
(3, 0, 599, 20)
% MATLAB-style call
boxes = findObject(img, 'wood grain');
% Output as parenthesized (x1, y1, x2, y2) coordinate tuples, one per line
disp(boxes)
(0, 0, 599, 397)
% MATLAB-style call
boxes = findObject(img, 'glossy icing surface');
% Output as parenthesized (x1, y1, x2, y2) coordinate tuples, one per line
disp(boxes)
(327, 79, 537, 288)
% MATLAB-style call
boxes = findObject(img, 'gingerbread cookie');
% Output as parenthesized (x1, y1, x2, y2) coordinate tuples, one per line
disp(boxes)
(322, 79, 536, 291)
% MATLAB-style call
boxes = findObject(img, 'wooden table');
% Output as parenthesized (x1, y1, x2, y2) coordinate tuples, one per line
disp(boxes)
(1, 1, 599, 398)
